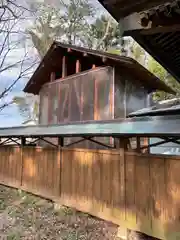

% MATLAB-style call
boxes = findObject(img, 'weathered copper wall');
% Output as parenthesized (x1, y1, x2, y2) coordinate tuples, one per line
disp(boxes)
(0, 146, 180, 240)
(114, 67, 148, 118)
(39, 66, 114, 148)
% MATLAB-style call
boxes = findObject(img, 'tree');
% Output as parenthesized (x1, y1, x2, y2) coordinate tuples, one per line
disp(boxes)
(27, 2, 64, 58)
(27, 0, 95, 58)
(13, 94, 39, 121)
(128, 42, 180, 102)
(27, 1, 123, 55)
(0, 0, 37, 113)
(83, 14, 122, 51)
(148, 57, 180, 101)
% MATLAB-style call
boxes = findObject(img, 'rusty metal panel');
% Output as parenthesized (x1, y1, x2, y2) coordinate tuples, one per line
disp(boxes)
(39, 67, 113, 148)
(39, 66, 113, 125)
(125, 77, 148, 116)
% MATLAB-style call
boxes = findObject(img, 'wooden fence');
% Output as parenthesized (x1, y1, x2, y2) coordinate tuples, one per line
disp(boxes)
(0, 146, 180, 240)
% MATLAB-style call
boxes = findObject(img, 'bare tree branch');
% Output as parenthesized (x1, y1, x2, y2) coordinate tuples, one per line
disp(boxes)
(0, 0, 36, 113)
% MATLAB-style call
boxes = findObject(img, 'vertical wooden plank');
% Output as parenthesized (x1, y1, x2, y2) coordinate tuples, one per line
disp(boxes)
(125, 153, 136, 227)
(112, 152, 122, 220)
(93, 64, 98, 121)
(62, 56, 67, 78)
(135, 155, 151, 234)
(92, 151, 101, 213)
(119, 140, 125, 221)
(61, 149, 71, 204)
(0, 147, 21, 188)
(57, 148, 61, 197)
(79, 150, 86, 209)
(101, 151, 112, 217)
(165, 157, 180, 237)
(85, 151, 93, 212)
(109, 69, 114, 145)
(150, 155, 165, 239)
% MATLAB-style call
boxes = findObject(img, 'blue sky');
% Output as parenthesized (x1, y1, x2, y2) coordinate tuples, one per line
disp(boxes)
(0, 75, 27, 127)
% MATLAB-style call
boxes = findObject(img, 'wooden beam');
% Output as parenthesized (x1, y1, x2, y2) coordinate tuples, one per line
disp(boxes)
(62, 56, 67, 78)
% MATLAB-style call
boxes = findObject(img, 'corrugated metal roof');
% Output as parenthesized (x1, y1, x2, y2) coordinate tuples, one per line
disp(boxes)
(1, 116, 180, 138)
(24, 41, 174, 95)
(128, 98, 180, 117)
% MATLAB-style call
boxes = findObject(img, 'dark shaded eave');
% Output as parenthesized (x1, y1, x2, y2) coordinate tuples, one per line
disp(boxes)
(97, 0, 180, 87)
(98, 0, 172, 19)
(128, 98, 180, 117)
(131, 31, 180, 83)
(24, 41, 174, 95)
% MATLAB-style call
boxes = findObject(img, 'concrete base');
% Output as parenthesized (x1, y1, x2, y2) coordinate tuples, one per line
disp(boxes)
(117, 226, 128, 239)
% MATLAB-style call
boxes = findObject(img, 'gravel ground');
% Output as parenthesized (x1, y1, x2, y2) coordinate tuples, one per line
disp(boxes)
(0, 185, 121, 240)
(0, 185, 161, 240)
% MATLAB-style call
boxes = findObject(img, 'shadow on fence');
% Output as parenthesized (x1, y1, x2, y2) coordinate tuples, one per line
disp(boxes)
(0, 146, 180, 240)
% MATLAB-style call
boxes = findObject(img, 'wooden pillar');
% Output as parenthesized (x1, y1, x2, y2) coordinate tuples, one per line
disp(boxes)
(62, 56, 67, 78)
(76, 59, 81, 73)
(136, 137, 141, 153)
(93, 64, 98, 121)
(48, 72, 55, 124)
(119, 137, 126, 220)
(143, 137, 150, 154)
(76, 60, 83, 121)
(50, 72, 55, 82)
(58, 137, 64, 147)
(21, 137, 26, 146)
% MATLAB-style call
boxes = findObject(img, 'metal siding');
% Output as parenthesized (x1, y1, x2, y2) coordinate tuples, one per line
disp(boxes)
(1, 115, 180, 137)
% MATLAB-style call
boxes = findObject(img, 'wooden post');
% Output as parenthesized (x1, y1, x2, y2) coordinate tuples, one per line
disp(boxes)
(58, 137, 64, 198)
(93, 64, 98, 120)
(58, 137, 64, 147)
(119, 137, 126, 220)
(50, 72, 55, 82)
(76, 60, 83, 121)
(76, 59, 81, 73)
(136, 137, 141, 153)
(62, 56, 67, 78)
(21, 137, 26, 146)
(49, 72, 55, 124)
(143, 137, 150, 153)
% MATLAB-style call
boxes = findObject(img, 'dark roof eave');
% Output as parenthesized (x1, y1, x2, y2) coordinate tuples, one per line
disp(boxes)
(97, 0, 171, 20)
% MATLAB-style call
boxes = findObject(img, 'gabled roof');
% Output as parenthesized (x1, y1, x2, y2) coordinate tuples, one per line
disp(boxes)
(24, 41, 174, 95)
(128, 98, 180, 117)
